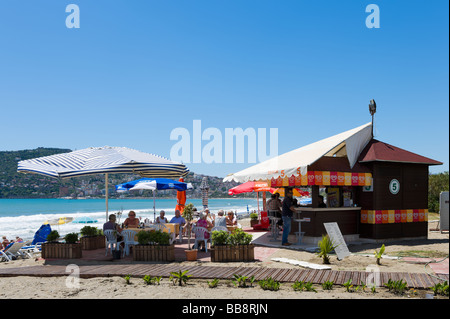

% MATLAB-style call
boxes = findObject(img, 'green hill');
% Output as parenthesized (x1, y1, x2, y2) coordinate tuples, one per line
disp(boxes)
(0, 148, 243, 199)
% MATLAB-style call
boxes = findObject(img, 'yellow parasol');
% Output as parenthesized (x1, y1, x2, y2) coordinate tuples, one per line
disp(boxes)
(44, 217, 74, 225)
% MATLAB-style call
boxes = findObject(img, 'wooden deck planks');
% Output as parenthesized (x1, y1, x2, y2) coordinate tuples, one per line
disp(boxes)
(0, 263, 444, 289)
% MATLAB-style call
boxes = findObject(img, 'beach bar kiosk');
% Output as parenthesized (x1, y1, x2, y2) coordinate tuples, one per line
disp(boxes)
(224, 121, 442, 242)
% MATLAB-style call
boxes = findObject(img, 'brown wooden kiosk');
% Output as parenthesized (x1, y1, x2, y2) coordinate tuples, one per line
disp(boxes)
(224, 119, 442, 243)
(291, 140, 442, 243)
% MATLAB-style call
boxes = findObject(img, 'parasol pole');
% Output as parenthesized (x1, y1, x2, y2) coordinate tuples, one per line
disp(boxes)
(153, 189, 156, 223)
(105, 173, 109, 222)
(257, 191, 260, 212)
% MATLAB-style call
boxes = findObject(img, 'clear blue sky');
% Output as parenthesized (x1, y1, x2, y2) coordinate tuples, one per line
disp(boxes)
(0, 0, 448, 178)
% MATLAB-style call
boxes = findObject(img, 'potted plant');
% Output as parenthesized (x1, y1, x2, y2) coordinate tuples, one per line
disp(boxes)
(133, 230, 175, 261)
(210, 228, 254, 262)
(182, 203, 197, 261)
(250, 212, 259, 227)
(41, 231, 82, 259)
(79, 226, 105, 250)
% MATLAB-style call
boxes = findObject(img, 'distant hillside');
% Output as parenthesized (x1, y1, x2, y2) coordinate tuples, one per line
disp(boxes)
(0, 148, 248, 199)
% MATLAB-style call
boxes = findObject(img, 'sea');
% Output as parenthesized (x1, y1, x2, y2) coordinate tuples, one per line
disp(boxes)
(0, 198, 260, 241)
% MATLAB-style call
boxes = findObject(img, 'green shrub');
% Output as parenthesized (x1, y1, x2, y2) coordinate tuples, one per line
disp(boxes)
(47, 230, 60, 242)
(258, 277, 280, 291)
(136, 230, 170, 245)
(317, 234, 337, 264)
(80, 226, 99, 237)
(143, 275, 162, 285)
(137, 230, 151, 245)
(170, 270, 191, 286)
(374, 244, 385, 265)
(250, 213, 258, 220)
(232, 274, 255, 288)
(207, 278, 220, 288)
(212, 229, 253, 246)
(228, 229, 253, 245)
(64, 232, 79, 244)
(212, 230, 229, 246)
(322, 280, 334, 290)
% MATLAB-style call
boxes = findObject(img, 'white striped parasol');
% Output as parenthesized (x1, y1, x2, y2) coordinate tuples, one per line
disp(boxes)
(17, 146, 189, 179)
(17, 146, 189, 220)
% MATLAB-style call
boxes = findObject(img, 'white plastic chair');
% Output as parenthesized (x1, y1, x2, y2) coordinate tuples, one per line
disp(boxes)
(121, 230, 138, 257)
(104, 229, 123, 256)
(177, 224, 185, 243)
(193, 226, 211, 252)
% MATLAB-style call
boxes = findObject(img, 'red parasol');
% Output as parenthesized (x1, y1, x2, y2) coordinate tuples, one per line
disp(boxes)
(175, 177, 187, 213)
(228, 181, 275, 195)
(228, 181, 276, 212)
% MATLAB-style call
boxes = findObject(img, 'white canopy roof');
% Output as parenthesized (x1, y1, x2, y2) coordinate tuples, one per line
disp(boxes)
(223, 122, 372, 183)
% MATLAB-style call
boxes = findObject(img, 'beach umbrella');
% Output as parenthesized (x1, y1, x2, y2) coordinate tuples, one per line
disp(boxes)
(43, 217, 73, 233)
(17, 146, 189, 221)
(116, 178, 189, 222)
(72, 216, 98, 224)
(228, 181, 275, 212)
(44, 217, 73, 225)
(175, 177, 187, 213)
(32, 224, 52, 245)
(200, 177, 209, 209)
(228, 181, 275, 195)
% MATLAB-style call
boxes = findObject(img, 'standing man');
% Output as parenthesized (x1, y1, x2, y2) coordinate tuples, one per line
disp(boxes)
(281, 188, 296, 246)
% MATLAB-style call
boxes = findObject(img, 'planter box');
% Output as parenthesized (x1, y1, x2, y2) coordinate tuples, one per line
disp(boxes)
(80, 235, 106, 250)
(250, 219, 259, 227)
(210, 244, 255, 262)
(133, 244, 175, 262)
(41, 243, 82, 259)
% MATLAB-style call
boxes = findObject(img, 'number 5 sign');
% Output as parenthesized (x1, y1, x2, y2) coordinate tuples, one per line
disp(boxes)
(389, 179, 400, 195)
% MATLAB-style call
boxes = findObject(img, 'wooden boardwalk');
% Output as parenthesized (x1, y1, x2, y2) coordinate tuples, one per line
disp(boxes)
(0, 263, 447, 289)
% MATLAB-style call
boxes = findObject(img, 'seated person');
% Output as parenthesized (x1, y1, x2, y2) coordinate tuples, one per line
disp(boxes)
(318, 195, 327, 208)
(2, 236, 10, 250)
(196, 212, 213, 251)
(156, 210, 168, 223)
(226, 211, 237, 226)
(15, 236, 23, 243)
(103, 214, 123, 242)
(123, 210, 140, 228)
(203, 208, 214, 225)
(213, 210, 227, 228)
(170, 209, 186, 235)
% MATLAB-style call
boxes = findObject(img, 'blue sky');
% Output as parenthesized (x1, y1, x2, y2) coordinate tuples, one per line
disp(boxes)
(0, 0, 448, 178)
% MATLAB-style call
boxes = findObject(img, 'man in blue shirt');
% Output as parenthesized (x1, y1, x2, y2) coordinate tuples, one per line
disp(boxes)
(281, 188, 296, 246)
(170, 209, 186, 235)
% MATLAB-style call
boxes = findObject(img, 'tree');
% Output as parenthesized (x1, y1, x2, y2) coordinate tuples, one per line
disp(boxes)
(428, 172, 449, 213)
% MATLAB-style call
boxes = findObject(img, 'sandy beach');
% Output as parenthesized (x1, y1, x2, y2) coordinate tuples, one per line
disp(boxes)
(0, 219, 448, 300)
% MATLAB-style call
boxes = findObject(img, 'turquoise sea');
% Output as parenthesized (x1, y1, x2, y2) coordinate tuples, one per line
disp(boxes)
(0, 198, 260, 241)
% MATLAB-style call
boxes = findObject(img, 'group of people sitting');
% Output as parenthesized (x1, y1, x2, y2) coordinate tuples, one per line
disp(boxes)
(1, 235, 23, 251)
(102, 208, 239, 251)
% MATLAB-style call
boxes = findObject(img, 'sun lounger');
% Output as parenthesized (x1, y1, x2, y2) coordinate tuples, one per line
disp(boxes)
(0, 250, 11, 262)
(4, 242, 27, 260)
(19, 243, 43, 258)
